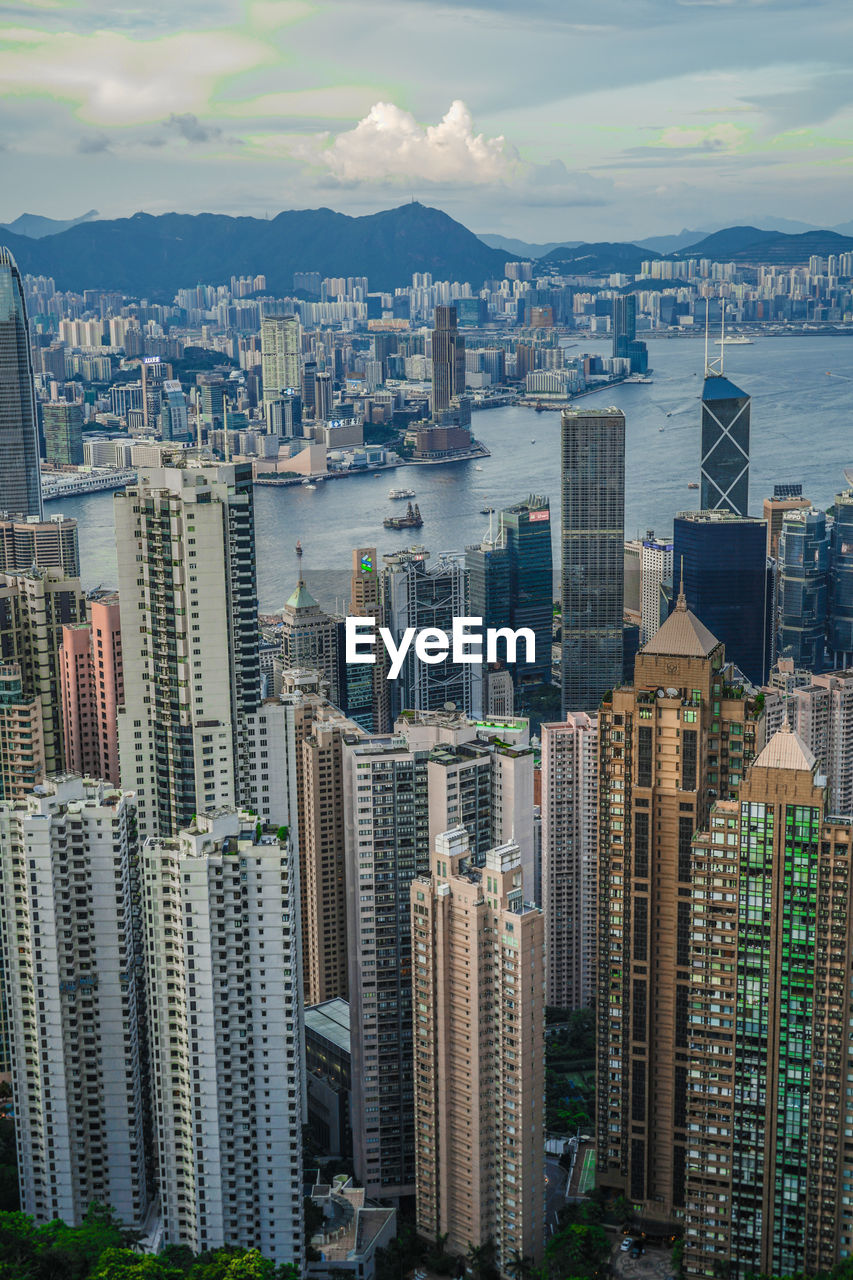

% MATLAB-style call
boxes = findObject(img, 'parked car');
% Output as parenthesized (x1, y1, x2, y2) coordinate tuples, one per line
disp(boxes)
(620, 1239, 633, 1252)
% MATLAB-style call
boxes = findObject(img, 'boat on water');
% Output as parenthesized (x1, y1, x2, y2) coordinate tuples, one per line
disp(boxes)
(388, 487, 416, 500)
(531, 439, 536, 444)
(474, 465, 483, 471)
(535, 401, 545, 412)
(687, 481, 699, 490)
(301, 480, 317, 490)
(714, 335, 753, 345)
(481, 506, 495, 514)
(384, 502, 423, 531)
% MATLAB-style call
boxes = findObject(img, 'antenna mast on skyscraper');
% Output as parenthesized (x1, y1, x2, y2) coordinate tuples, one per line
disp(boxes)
(704, 293, 724, 379)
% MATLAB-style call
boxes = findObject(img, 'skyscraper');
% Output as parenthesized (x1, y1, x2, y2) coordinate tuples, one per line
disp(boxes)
(560, 408, 625, 714)
(674, 510, 773, 685)
(501, 496, 553, 685)
(280, 551, 340, 707)
(412, 827, 545, 1275)
(431, 305, 466, 414)
(829, 481, 853, 667)
(700, 364, 751, 517)
(349, 547, 390, 733)
(595, 596, 762, 1219)
(777, 507, 829, 671)
(762, 483, 810, 558)
(790, 669, 853, 816)
(541, 712, 598, 1009)
(115, 460, 260, 840)
(612, 294, 648, 374)
(42, 401, 84, 467)
(59, 592, 123, 784)
(640, 532, 673, 646)
(0, 247, 42, 517)
(684, 728, 853, 1279)
(261, 316, 302, 403)
(0, 778, 150, 1229)
(0, 512, 79, 576)
(141, 811, 304, 1264)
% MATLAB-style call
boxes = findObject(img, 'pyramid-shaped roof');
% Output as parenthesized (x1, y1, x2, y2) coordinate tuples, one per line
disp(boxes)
(284, 578, 319, 611)
(641, 592, 719, 658)
(702, 374, 749, 403)
(752, 721, 816, 772)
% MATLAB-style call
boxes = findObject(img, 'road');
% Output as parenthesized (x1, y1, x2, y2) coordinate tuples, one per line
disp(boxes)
(545, 1155, 568, 1233)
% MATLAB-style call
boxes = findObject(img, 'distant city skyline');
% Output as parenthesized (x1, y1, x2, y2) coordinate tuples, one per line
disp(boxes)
(1, 0, 851, 240)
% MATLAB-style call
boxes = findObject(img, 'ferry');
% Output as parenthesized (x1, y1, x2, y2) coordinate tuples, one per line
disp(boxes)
(301, 479, 317, 490)
(41, 467, 137, 501)
(481, 506, 495, 514)
(388, 487, 416, 500)
(714, 335, 753, 346)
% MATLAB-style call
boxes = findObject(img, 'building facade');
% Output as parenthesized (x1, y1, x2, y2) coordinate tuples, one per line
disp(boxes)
(640, 532, 673, 647)
(42, 401, 84, 467)
(0, 247, 42, 517)
(700, 372, 750, 517)
(59, 592, 123, 785)
(0, 513, 79, 576)
(431, 306, 466, 414)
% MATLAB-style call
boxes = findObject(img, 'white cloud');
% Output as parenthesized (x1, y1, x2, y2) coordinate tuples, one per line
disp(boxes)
(313, 100, 519, 185)
(658, 122, 746, 150)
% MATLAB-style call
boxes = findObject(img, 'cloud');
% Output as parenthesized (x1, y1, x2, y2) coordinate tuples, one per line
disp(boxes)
(164, 112, 222, 143)
(76, 133, 112, 154)
(314, 100, 519, 185)
(658, 123, 746, 151)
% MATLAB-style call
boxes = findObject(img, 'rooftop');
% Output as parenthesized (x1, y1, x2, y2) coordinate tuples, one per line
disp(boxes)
(640, 589, 719, 659)
(702, 373, 749, 402)
(752, 720, 816, 772)
(305, 997, 351, 1055)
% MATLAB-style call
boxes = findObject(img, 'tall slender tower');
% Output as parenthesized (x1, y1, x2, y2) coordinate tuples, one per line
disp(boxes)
(0, 247, 42, 516)
(261, 316, 302, 402)
(431, 305, 465, 414)
(560, 408, 625, 714)
(114, 460, 260, 840)
(700, 312, 750, 516)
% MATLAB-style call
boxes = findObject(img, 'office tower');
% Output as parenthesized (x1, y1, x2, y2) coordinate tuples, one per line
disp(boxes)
(466, 532, 511, 636)
(302, 361, 318, 417)
(0, 663, 44, 798)
(612, 294, 648, 374)
(159, 379, 189, 441)
(59, 592, 123, 784)
(197, 373, 226, 431)
(683, 728, 853, 1280)
(763, 482, 810, 557)
(484, 667, 514, 717)
(280, 553, 340, 708)
(0, 566, 86, 781)
(115, 460, 260, 840)
(0, 247, 42, 517)
(342, 712, 532, 1200)
(261, 315, 302, 402)
(140, 357, 172, 431)
(829, 481, 853, 667)
(501, 496, 553, 685)
(595, 595, 762, 1219)
(777, 508, 829, 671)
(42, 401, 83, 467)
(431, 305, 466, 414)
(541, 712, 598, 1010)
(384, 548, 476, 717)
(700, 366, 750, 516)
(623, 537, 642, 622)
(789, 669, 853, 816)
(560, 408, 625, 714)
(412, 827, 545, 1274)
(0, 512, 79, 575)
(674, 510, 773, 685)
(141, 810, 304, 1264)
(314, 371, 334, 422)
(640, 531, 673, 646)
(350, 547, 390, 733)
(305, 999, 353, 1159)
(0, 778, 150, 1228)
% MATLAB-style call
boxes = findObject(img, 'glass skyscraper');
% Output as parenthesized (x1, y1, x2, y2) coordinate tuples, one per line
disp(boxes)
(829, 484, 853, 667)
(700, 372, 751, 516)
(560, 408, 625, 714)
(777, 508, 829, 672)
(0, 247, 42, 517)
(501, 495, 553, 685)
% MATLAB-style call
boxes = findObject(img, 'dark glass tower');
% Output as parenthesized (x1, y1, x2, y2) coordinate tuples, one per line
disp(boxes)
(700, 373, 750, 516)
(673, 511, 772, 685)
(501, 495, 553, 685)
(829, 483, 853, 667)
(777, 508, 828, 672)
(560, 408, 625, 714)
(431, 305, 465, 414)
(0, 247, 42, 516)
(612, 294, 648, 374)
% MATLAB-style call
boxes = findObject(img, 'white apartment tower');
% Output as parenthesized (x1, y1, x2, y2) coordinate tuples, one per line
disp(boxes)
(141, 810, 304, 1264)
(640, 532, 673, 647)
(0, 777, 150, 1228)
(261, 316, 302, 402)
(792, 669, 853, 816)
(114, 461, 260, 840)
(541, 713, 599, 1009)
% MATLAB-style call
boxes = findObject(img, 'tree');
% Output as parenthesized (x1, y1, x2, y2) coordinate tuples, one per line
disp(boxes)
(90, 1249, 185, 1280)
(545, 1223, 609, 1280)
(465, 1240, 497, 1280)
(505, 1250, 534, 1280)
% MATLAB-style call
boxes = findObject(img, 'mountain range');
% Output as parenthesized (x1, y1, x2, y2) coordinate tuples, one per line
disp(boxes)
(2, 204, 852, 297)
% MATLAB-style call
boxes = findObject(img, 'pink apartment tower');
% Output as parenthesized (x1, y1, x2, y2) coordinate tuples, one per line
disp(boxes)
(60, 592, 123, 784)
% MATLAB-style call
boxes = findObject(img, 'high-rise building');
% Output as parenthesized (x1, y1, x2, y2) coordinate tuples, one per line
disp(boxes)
(674, 510, 773, 685)
(42, 401, 84, 467)
(261, 316, 302, 402)
(0, 662, 44, 799)
(0, 512, 79, 576)
(683, 728, 853, 1279)
(412, 827, 545, 1275)
(0, 565, 86, 781)
(790, 669, 853, 816)
(431, 305, 466, 414)
(197, 373, 226, 432)
(159, 379, 189, 441)
(700, 369, 750, 516)
(115, 460, 260, 840)
(640, 532, 673, 646)
(612, 294, 648, 374)
(384, 548, 477, 717)
(349, 547, 390, 733)
(762, 483, 810, 558)
(314, 371, 334, 422)
(141, 810, 304, 1264)
(59, 592, 123, 784)
(829, 482, 853, 667)
(0, 778, 150, 1228)
(0, 247, 42, 517)
(595, 594, 762, 1219)
(541, 712, 598, 1009)
(280, 552, 340, 708)
(140, 357, 172, 432)
(560, 408, 625, 714)
(501, 496, 553, 685)
(777, 507, 829, 672)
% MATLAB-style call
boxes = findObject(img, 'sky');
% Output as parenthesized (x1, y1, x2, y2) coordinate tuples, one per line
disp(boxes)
(1, 0, 852, 241)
